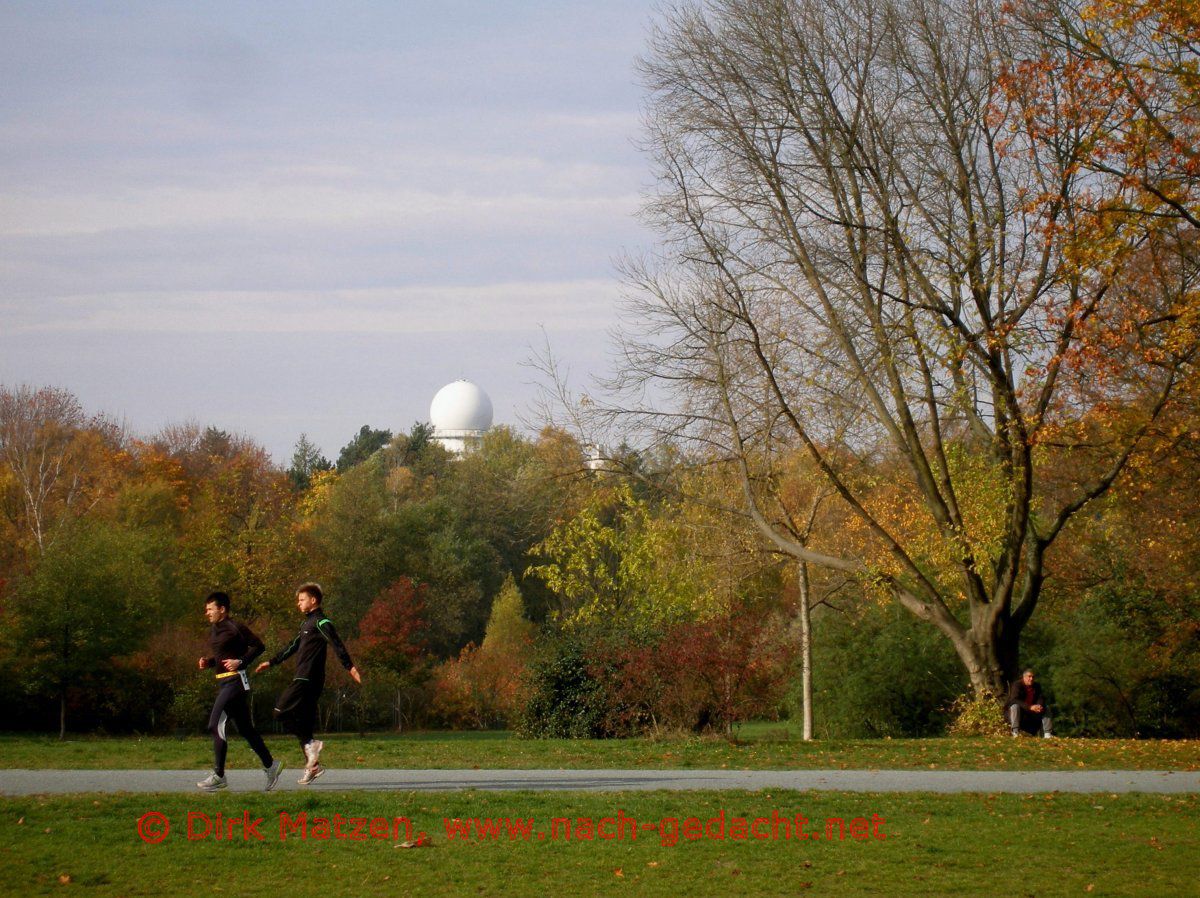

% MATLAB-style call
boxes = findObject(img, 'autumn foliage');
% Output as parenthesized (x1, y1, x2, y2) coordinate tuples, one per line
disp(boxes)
(356, 577, 429, 677)
(429, 576, 535, 728)
(518, 608, 796, 739)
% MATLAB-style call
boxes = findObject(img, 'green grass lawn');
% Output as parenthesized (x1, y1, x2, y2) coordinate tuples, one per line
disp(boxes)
(1, 790, 1194, 897)
(1, 728, 1197, 770)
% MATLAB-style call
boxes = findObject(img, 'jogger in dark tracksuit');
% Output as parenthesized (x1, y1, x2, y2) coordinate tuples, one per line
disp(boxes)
(256, 582, 361, 785)
(197, 592, 284, 793)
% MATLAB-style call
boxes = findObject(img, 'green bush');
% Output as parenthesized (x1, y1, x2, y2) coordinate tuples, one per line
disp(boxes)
(796, 602, 966, 738)
(167, 677, 217, 735)
(517, 628, 615, 738)
(1042, 586, 1200, 737)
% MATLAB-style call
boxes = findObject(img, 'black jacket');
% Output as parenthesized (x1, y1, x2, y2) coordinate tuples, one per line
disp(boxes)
(269, 609, 354, 686)
(204, 619, 266, 680)
(1006, 679, 1047, 711)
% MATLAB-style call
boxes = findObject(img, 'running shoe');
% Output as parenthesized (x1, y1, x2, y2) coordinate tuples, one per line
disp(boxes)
(264, 760, 284, 791)
(297, 764, 325, 785)
(305, 739, 324, 766)
(197, 773, 227, 792)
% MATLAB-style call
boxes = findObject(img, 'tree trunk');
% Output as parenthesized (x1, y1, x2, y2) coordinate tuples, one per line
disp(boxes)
(60, 622, 69, 740)
(943, 625, 1007, 700)
(967, 663, 1005, 699)
(797, 562, 814, 741)
(996, 621, 1021, 689)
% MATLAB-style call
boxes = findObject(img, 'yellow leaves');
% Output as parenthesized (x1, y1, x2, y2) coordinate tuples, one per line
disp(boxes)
(385, 465, 416, 499)
(851, 444, 1012, 595)
(530, 482, 724, 631)
(296, 467, 338, 520)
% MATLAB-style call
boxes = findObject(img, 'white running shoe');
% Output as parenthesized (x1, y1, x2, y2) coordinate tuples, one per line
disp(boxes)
(264, 760, 284, 791)
(297, 764, 325, 785)
(305, 739, 324, 766)
(197, 773, 227, 792)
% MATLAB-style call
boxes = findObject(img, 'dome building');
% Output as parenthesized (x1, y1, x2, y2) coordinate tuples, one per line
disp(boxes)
(430, 380, 493, 455)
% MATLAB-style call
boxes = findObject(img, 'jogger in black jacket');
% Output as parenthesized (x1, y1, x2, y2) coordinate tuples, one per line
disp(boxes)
(197, 591, 283, 792)
(257, 583, 361, 784)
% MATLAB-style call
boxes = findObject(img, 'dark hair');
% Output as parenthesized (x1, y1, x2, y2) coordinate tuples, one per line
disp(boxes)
(206, 591, 231, 611)
(297, 582, 323, 604)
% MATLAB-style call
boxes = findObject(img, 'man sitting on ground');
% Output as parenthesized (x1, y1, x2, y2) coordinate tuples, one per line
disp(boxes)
(1006, 668, 1053, 738)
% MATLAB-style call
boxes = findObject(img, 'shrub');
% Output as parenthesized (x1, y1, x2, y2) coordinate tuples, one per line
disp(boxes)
(798, 602, 966, 738)
(517, 609, 795, 739)
(517, 628, 615, 738)
(1042, 586, 1200, 737)
(945, 691, 1009, 737)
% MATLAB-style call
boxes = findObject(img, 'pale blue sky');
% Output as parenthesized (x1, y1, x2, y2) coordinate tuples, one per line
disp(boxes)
(0, 1, 658, 459)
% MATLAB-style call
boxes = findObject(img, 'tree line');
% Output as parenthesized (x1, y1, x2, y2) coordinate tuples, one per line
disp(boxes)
(1, 375, 1196, 739)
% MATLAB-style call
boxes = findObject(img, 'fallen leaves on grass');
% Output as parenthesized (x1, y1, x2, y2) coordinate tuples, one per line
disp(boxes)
(395, 835, 432, 849)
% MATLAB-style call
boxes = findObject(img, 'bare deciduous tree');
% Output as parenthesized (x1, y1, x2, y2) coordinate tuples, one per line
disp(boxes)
(0, 385, 114, 555)
(607, 0, 1197, 696)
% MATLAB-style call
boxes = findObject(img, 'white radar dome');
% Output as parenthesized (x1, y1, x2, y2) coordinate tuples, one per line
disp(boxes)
(430, 380, 494, 434)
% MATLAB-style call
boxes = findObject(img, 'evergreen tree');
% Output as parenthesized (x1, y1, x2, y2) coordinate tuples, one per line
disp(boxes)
(288, 433, 332, 490)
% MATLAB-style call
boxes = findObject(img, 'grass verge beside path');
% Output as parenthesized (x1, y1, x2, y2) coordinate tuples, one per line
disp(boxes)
(1, 730, 1197, 771)
(1, 790, 1195, 897)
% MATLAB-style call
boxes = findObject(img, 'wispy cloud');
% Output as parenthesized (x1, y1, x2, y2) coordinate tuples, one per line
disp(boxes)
(2, 281, 621, 334)
(0, 185, 640, 238)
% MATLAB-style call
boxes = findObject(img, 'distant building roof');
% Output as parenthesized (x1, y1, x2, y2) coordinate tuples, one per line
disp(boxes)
(430, 380, 493, 436)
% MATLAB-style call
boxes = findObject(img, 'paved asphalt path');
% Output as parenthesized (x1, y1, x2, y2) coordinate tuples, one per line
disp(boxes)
(1, 768, 1197, 795)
